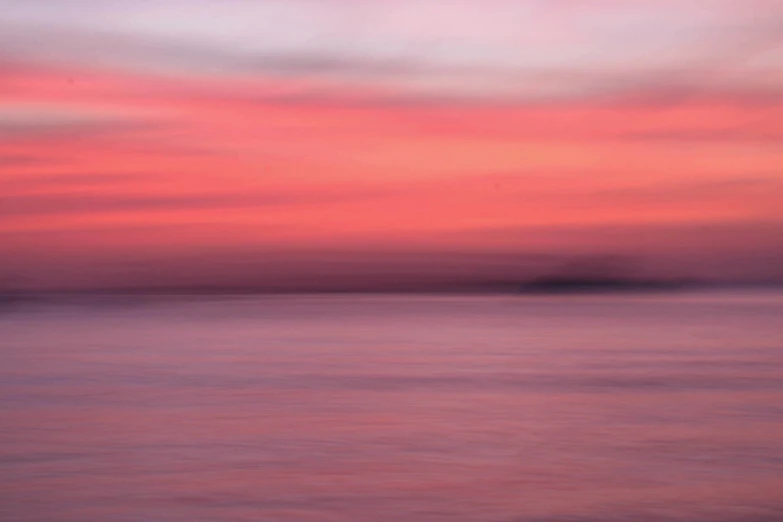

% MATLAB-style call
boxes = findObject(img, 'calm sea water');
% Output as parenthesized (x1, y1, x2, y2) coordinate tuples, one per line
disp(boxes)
(1, 290, 782, 522)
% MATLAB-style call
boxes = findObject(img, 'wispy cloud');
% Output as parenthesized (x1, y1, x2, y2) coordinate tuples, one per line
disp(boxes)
(0, 104, 156, 138)
(0, 0, 780, 102)
(2, 172, 153, 192)
(0, 154, 48, 167)
(1, 186, 389, 217)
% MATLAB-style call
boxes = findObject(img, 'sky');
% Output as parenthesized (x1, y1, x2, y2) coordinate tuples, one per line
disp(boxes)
(1, 0, 782, 290)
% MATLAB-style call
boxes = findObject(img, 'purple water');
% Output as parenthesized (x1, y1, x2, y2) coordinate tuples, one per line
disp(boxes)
(2, 290, 782, 521)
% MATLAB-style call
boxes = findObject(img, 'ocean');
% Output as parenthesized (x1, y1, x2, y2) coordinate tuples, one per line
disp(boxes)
(1, 290, 782, 521)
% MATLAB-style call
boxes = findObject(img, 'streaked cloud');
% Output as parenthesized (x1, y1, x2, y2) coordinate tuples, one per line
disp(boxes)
(2, 172, 153, 192)
(0, 104, 155, 137)
(0, 0, 781, 101)
(0, 154, 48, 167)
(1, 185, 389, 217)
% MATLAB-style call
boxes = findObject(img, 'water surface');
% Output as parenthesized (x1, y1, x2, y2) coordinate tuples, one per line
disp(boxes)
(2, 291, 782, 521)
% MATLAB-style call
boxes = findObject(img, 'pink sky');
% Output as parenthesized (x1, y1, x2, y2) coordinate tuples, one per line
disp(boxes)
(1, 0, 782, 289)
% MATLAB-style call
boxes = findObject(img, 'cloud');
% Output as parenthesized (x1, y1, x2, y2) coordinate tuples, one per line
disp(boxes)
(0, 0, 781, 103)
(427, 172, 783, 209)
(2, 172, 152, 192)
(624, 125, 783, 143)
(0, 186, 389, 217)
(0, 154, 48, 167)
(0, 104, 155, 137)
(452, 218, 783, 257)
(587, 177, 783, 206)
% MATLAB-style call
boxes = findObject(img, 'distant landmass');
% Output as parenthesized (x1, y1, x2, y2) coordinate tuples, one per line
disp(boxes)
(518, 275, 694, 294)
(517, 256, 697, 294)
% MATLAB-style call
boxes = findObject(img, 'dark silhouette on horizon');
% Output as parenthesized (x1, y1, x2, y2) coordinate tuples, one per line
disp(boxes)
(519, 255, 694, 294)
